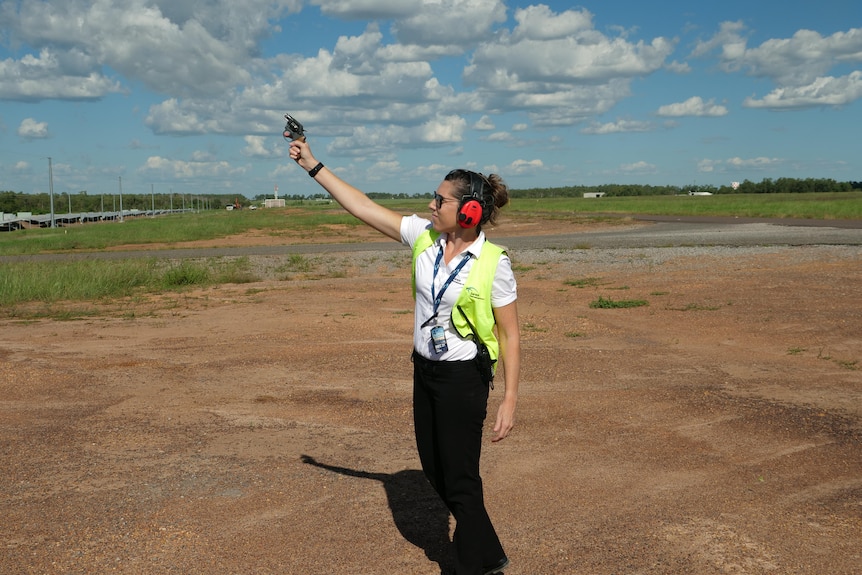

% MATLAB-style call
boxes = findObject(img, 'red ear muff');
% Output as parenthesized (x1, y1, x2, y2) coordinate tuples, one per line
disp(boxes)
(458, 199, 483, 228)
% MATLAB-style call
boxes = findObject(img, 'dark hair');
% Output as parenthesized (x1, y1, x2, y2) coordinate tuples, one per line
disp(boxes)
(444, 169, 509, 227)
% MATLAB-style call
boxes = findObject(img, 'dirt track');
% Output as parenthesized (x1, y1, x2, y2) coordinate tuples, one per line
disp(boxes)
(2, 218, 861, 574)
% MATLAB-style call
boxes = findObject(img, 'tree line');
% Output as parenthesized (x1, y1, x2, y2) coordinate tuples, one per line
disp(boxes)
(2, 178, 859, 214)
(510, 178, 859, 198)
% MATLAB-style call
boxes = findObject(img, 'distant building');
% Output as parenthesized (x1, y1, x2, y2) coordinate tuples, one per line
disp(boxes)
(583, 192, 606, 198)
(265, 199, 286, 208)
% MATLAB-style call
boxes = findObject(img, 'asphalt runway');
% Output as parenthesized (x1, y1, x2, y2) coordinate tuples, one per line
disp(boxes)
(501, 215, 862, 250)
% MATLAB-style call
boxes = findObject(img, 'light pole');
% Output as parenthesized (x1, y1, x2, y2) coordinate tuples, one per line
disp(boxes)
(118, 176, 124, 222)
(48, 157, 56, 228)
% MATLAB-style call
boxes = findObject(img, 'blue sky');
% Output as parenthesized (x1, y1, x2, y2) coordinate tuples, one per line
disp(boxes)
(1, 0, 860, 200)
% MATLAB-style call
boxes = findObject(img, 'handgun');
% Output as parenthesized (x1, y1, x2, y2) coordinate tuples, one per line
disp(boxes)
(283, 113, 306, 142)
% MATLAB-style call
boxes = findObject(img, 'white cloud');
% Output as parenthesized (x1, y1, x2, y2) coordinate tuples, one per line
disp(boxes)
(392, 0, 507, 47)
(463, 6, 674, 125)
(697, 159, 717, 173)
(490, 6, 674, 82)
(448, 146, 464, 157)
(421, 114, 468, 143)
(582, 119, 654, 134)
(619, 161, 657, 174)
(474, 115, 495, 130)
(18, 117, 49, 139)
(140, 155, 248, 179)
(510, 4, 594, 41)
(665, 60, 692, 74)
(694, 22, 862, 109)
(3, 0, 677, 147)
(313, 0, 421, 20)
(145, 25, 450, 135)
(242, 135, 284, 159)
(697, 156, 783, 173)
(507, 158, 544, 175)
(364, 159, 403, 182)
(744, 71, 862, 109)
(327, 114, 467, 156)
(656, 96, 728, 117)
(726, 156, 782, 169)
(191, 150, 216, 162)
(0, 48, 123, 101)
(513, 80, 635, 126)
(734, 28, 862, 86)
(691, 20, 748, 61)
(414, 163, 452, 179)
(483, 132, 514, 143)
(3, 0, 301, 100)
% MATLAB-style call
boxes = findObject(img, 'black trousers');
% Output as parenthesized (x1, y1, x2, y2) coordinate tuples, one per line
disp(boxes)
(412, 351, 505, 575)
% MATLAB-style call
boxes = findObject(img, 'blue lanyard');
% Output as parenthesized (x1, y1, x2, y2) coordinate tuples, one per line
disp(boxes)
(423, 247, 471, 327)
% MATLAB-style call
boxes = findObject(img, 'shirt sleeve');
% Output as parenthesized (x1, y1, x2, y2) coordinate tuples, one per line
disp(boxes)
(492, 252, 518, 308)
(400, 214, 432, 248)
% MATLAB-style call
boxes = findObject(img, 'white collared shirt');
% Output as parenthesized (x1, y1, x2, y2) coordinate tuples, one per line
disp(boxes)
(401, 214, 517, 361)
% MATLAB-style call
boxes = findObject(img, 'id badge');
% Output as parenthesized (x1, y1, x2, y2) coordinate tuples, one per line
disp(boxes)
(430, 325, 448, 354)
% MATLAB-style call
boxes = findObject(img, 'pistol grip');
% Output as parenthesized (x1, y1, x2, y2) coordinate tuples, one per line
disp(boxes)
(283, 131, 307, 143)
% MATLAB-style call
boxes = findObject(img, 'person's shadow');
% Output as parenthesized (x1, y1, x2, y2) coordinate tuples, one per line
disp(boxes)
(301, 454, 452, 573)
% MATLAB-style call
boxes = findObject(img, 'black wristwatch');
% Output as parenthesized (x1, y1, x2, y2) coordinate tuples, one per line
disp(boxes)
(308, 162, 324, 178)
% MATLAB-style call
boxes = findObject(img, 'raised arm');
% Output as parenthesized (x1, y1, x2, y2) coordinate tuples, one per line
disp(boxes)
(289, 139, 403, 241)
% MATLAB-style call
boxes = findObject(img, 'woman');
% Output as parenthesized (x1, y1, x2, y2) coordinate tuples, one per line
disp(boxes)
(289, 139, 520, 575)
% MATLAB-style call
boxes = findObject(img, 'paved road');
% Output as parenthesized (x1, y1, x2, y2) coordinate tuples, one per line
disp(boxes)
(2, 216, 861, 263)
(503, 215, 862, 250)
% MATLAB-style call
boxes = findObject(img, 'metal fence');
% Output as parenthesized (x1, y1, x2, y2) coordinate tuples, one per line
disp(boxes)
(0, 209, 192, 232)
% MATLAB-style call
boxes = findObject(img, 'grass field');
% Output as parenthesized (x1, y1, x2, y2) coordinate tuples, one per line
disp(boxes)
(2, 192, 861, 257)
(503, 191, 862, 220)
(1, 192, 860, 313)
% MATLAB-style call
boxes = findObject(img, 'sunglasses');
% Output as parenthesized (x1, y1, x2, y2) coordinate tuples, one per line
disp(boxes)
(433, 192, 457, 210)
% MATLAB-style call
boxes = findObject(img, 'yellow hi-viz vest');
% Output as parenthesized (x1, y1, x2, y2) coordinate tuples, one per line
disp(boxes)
(411, 229, 506, 362)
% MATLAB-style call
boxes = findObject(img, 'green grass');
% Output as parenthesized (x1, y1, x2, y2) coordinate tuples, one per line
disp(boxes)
(278, 254, 317, 273)
(0, 257, 260, 313)
(505, 192, 862, 220)
(667, 302, 723, 311)
(0, 259, 159, 305)
(589, 296, 649, 309)
(0, 208, 366, 256)
(564, 277, 603, 288)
